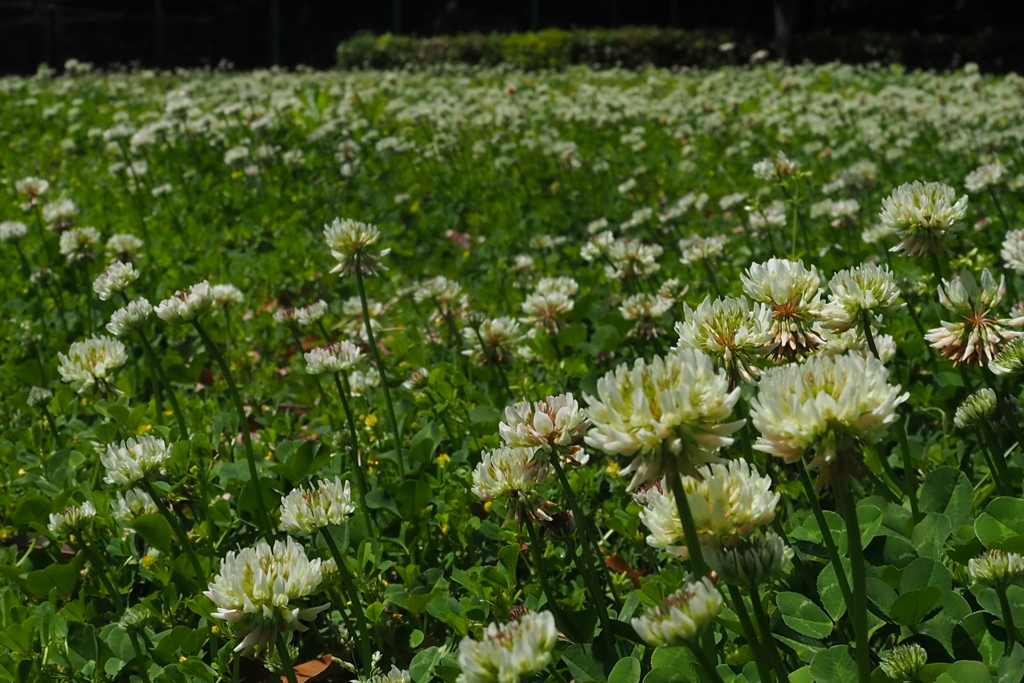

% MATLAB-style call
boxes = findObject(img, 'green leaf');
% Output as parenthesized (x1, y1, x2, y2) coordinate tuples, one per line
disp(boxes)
(809, 646, 858, 683)
(608, 657, 641, 683)
(911, 512, 952, 559)
(468, 405, 501, 425)
(777, 592, 833, 639)
(409, 646, 444, 683)
(857, 504, 883, 548)
(900, 558, 952, 603)
(890, 586, 941, 626)
(562, 643, 606, 683)
(26, 562, 79, 599)
(131, 513, 174, 554)
(817, 562, 848, 621)
(936, 661, 992, 683)
(410, 421, 442, 463)
(921, 467, 973, 529)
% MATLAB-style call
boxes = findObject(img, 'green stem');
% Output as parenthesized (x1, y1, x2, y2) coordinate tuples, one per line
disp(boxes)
(134, 322, 189, 439)
(139, 477, 205, 585)
(726, 585, 773, 683)
(979, 421, 1013, 497)
(998, 586, 1018, 656)
(896, 418, 922, 521)
(127, 630, 153, 683)
(82, 541, 123, 611)
(796, 462, 854, 613)
(353, 263, 405, 476)
(833, 480, 871, 683)
(667, 464, 706, 576)
(192, 320, 273, 539)
(548, 455, 616, 653)
(331, 372, 370, 511)
(526, 519, 580, 643)
(320, 529, 375, 675)
(749, 587, 789, 682)
(275, 632, 299, 683)
(860, 311, 880, 359)
(40, 405, 64, 450)
(687, 641, 726, 683)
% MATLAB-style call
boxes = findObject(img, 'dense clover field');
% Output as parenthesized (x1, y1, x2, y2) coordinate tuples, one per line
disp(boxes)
(3, 60, 1024, 683)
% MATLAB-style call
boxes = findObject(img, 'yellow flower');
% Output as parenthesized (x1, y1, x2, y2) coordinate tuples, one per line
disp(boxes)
(163, 409, 174, 416)
(441, 523, 450, 534)
(484, 501, 493, 512)
(436, 453, 451, 467)
(364, 414, 378, 428)
(137, 424, 152, 434)
(604, 462, 618, 477)
(141, 554, 157, 570)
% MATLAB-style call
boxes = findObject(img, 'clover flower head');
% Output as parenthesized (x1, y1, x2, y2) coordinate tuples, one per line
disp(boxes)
(636, 459, 779, 558)
(968, 549, 1024, 589)
(823, 262, 903, 333)
(0, 221, 27, 242)
(679, 235, 727, 265)
(954, 388, 997, 429)
(205, 537, 329, 654)
(705, 532, 791, 587)
(741, 258, 825, 358)
(472, 446, 552, 524)
(463, 317, 525, 365)
(991, 336, 1024, 376)
(59, 226, 100, 262)
(279, 477, 356, 535)
(48, 501, 97, 537)
(925, 269, 1023, 366)
(620, 293, 674, 339)
(414, 275, 463, 305)
(15, 176, 49, 197)
(367, 666, 411, 683)
(521, 291, 573, 333)
(750, 352, 908, 481)
(211, 284, 244, 308)
(42, 198, 78, 227)
(304, 341, 365, 375)
(964, 162, 1005, 193)
(605, 238, 663, 279)
(101, 435, 172, 486)
(535, 277, 579, 298)
(58, 335, 127, 391)
(295, 300, 328, 326)
(155, 281, 214, 324)
(880, 181, 968, 256)
(1002, 230, 1024, 275)
(675, 296, 774, 382)
(112, 488, 158, 525)
(456, 610, 558, 683)
(880, 643, 927, 682)
(752, 151, 798, 182)
(584, 348, 743, 491)
(500, 393, 590, 452)
(107, 297, 153, 337)
(27, 386, 53, 407)
(106, 233, 144, 261)
(631, 576, 723, 647)
(323, 218, 390, 278)
(92, 261, 139, 300)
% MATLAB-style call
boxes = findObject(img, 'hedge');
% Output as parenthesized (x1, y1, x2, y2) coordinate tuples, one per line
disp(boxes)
(336, 26, 1024, 72)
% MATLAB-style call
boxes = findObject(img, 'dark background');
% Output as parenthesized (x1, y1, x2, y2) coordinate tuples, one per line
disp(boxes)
(0, 0, 1014, 75)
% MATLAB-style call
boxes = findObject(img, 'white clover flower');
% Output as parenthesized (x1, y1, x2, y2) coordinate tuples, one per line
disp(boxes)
(535, 276, 578, 297)
(521, 291, 573, 333)
(324, 218, 390, 278)
(964, 162, 1006, 193)
(747, 200, 787, 233)
(279, 477, 356, 535)
(586, 217, 609, 234)
(741, 258, 825, 358)
(107, 297, 153, 337)
(750, 352, 908, 475)
(605, 238, 663, 279)
(953, 388, 998, 429)
(92, 261, 139, 300)
(925, 270, 1023, 366)
(752, 151, 798, 182)
(705, 533, 791, 587)
(631, 577, 723, 647)
(880, 643, 927, 682)
(0, 221, 27, 242)
(637, 459, 779, 558)
(675, 296, 773, 382)
(59, 226, 100, 262)
(1001, 229, 1024, 274)
(879, 181, 968, 256)
(211, 284, 244, 308)
(499, 394, 590, 452)
(106, 233, 144, 261)
(414, 275, 463, 305)
(584, 348, 743, 491)
(294, 300, 328, 326)
(861, 222, 899, 245)
(463, 317, 525, 365)
(304, 341, 365, 375)
(457, 610, 557, 683)
(48, 501, 97, 537)
(969, 549, 1024, 589)
(822, 262, 903, 333)
(817, 328, 897, 364)
(15, 176, 49, 197)
(27, 386, 53, 407)
(155, 281, 214, 324)
(58, 335, 127, 390)
(719, 192, 747, 210)
(991, 337, 1024, 376)
(205, 537, 329, 654)
(42, 198, 76, 225)
(100, 435, 172, 486)
(112, 489, 158, 525)
(680, 235, 726, 265)
(347, 367, 380, 397)
(367, 666, 411, 683)
(471, 446, 552, 524)
(620, 293, 675, 339)
(224, 146, 249, 165)
(580, 230, 614, 262)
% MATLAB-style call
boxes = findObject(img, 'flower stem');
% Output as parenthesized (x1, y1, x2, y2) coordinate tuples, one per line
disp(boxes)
(833, 479, 872, 683)
(138, 477, 205, 585)
(320, 528, 375, 676)
(666, 465, 706, 576)
(998, 585, 1018, 656)
(548, 455, 616, 654)
(525, 519, 581, 643)
(748, 587, 790, 682)
(331, 372, 370, 511)
(860, 310, 880, 359)
(130, 314, 188, 438)
(191, 320, 273, 540)
(127, 630, 153, 683)
(275, 632, 299, 683)
(725, 585, 773, 683)
(796, 462, 854, 614)
(896, 417, 922, 522)
(353, 264, 404, 476)
(82, 541, 123, 611)
(687, 640, 726, 683)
